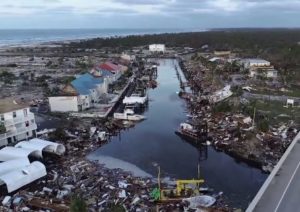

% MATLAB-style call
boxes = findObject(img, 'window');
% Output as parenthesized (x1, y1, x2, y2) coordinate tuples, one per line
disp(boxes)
(25, 121, 29, 127)
(13, 112, 16, 118)
(0, 115, 4, 121)
(7, 137, 12, 144)
(23, 109, 28, 117)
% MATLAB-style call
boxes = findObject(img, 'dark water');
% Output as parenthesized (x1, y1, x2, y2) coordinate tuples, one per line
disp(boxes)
(89, 59, 267, 209)
(0, 28, 204, 46)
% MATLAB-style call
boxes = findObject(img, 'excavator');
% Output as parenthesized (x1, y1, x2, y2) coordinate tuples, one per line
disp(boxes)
(150, 146, 207, 202)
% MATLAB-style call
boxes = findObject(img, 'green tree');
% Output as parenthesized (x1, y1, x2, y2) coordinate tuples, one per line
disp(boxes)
(70, 196, 87, 212)
(257, 119, 269, 133)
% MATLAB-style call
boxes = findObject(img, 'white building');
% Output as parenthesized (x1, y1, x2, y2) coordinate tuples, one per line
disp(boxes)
(249, 68, 278, 78)
(49, 96, 82, 112)
(149, 44, 166, 53)
(0, 98, 37, 147)
(121, 53, 136, 62)
(242, 59, 271, 69)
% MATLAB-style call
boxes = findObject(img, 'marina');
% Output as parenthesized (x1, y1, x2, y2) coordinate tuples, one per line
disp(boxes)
(89, 59, 267, 209)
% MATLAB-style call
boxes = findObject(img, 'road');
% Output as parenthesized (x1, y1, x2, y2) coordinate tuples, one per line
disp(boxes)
(247, 133, 300, 212)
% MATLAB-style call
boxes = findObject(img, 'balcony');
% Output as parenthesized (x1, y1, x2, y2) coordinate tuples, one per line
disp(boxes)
(2, 113, 35, 127)
(0, 123, 37, 140)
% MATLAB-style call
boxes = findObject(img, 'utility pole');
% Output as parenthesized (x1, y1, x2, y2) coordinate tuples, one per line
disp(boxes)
(252, 106, 256, 128)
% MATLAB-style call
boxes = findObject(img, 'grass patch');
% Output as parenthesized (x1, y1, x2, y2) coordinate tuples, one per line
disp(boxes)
(254, 100, 300, 125)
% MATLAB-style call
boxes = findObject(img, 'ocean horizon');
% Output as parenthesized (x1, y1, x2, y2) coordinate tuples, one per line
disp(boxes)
(0, 28, 206, 47)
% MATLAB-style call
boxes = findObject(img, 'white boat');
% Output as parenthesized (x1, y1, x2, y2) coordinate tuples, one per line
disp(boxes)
(114, 112, 146, 121)
(127, 114, 146, 121)
(183, 195, 216, 209)
(123, 96, 148, 105)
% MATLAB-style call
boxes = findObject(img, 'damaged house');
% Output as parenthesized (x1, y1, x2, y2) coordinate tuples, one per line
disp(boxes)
(91, 61, 128, 84)
(0, 98, 37, 147)
(49, 62, 128, 112)
(241, 58, 278, 78)
(49, 73, 109, 112)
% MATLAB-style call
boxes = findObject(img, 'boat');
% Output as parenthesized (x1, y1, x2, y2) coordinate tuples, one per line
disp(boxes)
(114, 112, 146, 121)
(175, 123, 206, 144)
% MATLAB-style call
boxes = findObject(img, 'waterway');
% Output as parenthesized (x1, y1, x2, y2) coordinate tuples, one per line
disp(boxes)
(88, 59, 267, 209)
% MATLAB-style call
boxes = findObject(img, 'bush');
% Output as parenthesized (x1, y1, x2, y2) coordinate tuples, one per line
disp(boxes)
(213, 101, 232, 113)
(48, 127, 68, 141)
(257, 119, 269, 132)
(70, 196, 87, 212)
(231, 86, 243, 97)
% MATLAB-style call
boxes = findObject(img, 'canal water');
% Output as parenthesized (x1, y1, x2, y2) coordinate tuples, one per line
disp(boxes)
(88, 59, 267, 209)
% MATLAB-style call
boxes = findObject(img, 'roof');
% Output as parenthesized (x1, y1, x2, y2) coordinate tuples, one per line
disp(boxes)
(92, 67, 114, 77)
(98, 62, 122, 73)
(0, 98, 30, 114)
(16, 138, 66, 156)
(245, 58, 270, 64)
(0, 158, 30, 176)
(0, 147, 42, 161)
(71, 73, 104, 95)
(0, 161, 46, 193)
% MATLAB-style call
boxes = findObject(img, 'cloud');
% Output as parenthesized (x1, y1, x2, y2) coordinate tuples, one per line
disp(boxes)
(0, 0, 300, 28)
(1, 0, 300, 15)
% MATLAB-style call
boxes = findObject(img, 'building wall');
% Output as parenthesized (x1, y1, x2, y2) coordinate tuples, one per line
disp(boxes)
(149, 44, 165, 52)
(96, 78, 109, 94)
(0, 107, 37, 147)
(245, 61, 271, 69)
(250, 70, 278, 78)
(49, 96, 79, 112)
(78, 95, 92, 110)
(267, 70, 278, 78)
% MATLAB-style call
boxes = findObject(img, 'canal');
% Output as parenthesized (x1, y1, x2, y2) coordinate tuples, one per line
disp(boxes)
(88, 59, 267, 209)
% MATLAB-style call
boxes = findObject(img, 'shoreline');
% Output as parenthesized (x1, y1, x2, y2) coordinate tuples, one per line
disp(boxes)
(0, 28, 208, 50)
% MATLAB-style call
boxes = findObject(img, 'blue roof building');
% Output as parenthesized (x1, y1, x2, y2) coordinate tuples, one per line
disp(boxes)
(71, 73, 104, 95)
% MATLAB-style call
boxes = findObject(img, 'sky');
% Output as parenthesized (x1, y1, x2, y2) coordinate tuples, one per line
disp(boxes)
(0, 0, 299, 29)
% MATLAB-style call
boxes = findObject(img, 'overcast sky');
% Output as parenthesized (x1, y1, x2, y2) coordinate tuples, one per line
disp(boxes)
(0, 0, 299, 29)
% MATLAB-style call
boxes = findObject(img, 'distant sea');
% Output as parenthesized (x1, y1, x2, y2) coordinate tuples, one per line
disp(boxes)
(0, 28, 205, 47)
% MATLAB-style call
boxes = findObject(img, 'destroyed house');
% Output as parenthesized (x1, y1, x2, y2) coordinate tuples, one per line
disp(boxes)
(0, 98, 37, 147)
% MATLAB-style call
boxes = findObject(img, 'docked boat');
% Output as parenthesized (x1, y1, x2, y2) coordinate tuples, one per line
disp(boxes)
(114, 111, 146, 121)
(175, 122, 207, 144)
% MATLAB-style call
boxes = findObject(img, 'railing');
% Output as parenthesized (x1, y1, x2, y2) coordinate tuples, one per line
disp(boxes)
(2, 113, 35, 127)
(0, 123, 37, 140)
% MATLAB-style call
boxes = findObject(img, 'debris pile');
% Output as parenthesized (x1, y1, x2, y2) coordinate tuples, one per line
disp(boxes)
(178, 56, 299, 172)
